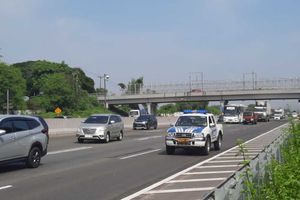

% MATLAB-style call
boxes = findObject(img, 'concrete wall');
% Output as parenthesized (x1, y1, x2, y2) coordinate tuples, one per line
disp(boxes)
(46, 116, 178, 136)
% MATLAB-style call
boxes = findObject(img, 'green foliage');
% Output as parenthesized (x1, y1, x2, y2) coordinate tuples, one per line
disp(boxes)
(205, 105, 221, 115)
(0, 62, 26, 112)
(126, 77, 144, 94)
(237, 120, 300, 199)
(157, 104, 177, 115)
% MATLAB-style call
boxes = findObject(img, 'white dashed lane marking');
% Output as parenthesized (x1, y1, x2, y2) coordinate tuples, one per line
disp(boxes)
(47, 147, 93, 155)
(0, 185, 13, 191)
(120, 149, 161, 160)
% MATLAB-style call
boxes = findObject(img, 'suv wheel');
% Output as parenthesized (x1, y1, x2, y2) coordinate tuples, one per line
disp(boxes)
(78, 138, 84, 143)
(26, 147, 42, 168)
(201, 137, 211, 155)
(213, 135, 222, 151)
(166, 146, 175, 155)
(117, 131, 123, 141)
(105, 133, 110, 143)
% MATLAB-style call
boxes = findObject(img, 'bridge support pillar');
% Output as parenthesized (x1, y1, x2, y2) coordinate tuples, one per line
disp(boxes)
(146, 103, 157, 115)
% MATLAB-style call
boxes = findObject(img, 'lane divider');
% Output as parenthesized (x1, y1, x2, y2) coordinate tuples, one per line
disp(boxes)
(47, 147, 93, 155)
(120, 149, 161, 160)
(0, 185, 13, 191)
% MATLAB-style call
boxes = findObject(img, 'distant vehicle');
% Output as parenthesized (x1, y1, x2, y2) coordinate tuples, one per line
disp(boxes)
(274, 109, 285, 120)
(254, 100, 271, 122)
(223, 104, 247, 123)
(133, 115, 158, 130)
(76, 114, 124, 143)
(129, 109, 147, 118)
(243, 111, 257, 124)
(165, 110, 223, 155)
(0, 115, 49, 168)
(292, 111, 298, 118)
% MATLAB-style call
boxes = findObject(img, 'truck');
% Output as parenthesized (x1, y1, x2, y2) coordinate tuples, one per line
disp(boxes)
(165, 110, 223, 155)
(274, 108, 285, 120)
(129, 109, 147, 118)
(254, 100, 271, 122)
(223, 104, 247, 123)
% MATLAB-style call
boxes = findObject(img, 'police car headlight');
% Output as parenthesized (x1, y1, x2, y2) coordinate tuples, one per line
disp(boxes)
(167, 132, 176, 137)
(193, 132, 205, 140)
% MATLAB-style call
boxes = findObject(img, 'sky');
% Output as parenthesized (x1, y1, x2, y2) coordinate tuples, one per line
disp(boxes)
(1, 0, 300, 110)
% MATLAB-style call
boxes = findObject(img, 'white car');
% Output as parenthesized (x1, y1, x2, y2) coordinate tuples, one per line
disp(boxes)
(165, 110, 223, 155)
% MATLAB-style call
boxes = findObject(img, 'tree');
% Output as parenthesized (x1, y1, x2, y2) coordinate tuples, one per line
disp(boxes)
(0, 63, 26, 112)
(126, 77, 144, 94)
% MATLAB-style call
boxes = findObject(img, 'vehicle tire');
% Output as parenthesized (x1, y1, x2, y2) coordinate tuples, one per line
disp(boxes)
(105, 133, 110, 143)
(146, 124, 150, 130)
(213, 134, 222, 151)
(166, 146, 175, 155)
(78, 138, 84, 143)
(133, 127, 136, 130)
(154, 124, 157, 129)
(202, 137, 211, 155)
(117, 131, 123, 141)
(26, 147, 42, 168)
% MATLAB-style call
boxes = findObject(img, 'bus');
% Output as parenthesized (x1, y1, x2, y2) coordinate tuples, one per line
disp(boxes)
(223, 104, 247, 123)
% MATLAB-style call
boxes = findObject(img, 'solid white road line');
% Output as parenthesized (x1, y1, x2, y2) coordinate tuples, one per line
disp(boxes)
(47, 147, 93, 155)
(120, 149, 161, 160)
(144, 187, 215, 194)
(121, 123, 287, 200)
(224, 153, 258, 156)
(196, 164, 242, 169)
(208, 160, 244, 163)
(215, 156, 252, 159)
(184, 171, 235, 175)
(0, 185, 13, 191)
(167, 178, 227, 183)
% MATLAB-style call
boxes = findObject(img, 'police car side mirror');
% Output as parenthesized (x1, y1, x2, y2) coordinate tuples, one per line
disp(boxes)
(0, 129, 6, 136)
(170, 123, 175, 127)
(209, 123, 215, 127)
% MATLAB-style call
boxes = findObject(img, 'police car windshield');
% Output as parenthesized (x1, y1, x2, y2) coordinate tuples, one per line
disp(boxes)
(84, 116, 108, 124)
(175, 116, 207, 127)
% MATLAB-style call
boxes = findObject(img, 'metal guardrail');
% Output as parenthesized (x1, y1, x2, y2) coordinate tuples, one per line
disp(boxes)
(202, 125, 288, 200)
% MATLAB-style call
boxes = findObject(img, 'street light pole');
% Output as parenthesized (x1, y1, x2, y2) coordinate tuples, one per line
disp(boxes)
(103, 74, 109, 108)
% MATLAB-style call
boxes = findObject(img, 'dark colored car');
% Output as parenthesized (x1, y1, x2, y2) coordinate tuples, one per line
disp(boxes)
(243, 111, 257, 124)
(133, 115, 158, 130)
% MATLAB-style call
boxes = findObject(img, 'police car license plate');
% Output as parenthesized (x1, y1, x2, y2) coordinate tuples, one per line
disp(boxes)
(85, 135, 93, 138)
(177, 138, 189, 145)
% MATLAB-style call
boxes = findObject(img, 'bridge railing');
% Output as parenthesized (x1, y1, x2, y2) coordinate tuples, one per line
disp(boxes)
(98, 77, 300, 97)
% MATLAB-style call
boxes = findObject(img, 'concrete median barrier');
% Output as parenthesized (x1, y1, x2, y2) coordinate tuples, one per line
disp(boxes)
(46, 116, 178, 136)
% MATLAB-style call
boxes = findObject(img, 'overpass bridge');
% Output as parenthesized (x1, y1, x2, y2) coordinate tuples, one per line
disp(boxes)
(97, 77, 300, 114)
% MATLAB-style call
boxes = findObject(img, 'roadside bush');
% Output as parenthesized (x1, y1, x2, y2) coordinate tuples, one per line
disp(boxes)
(240, 120, 300, 199)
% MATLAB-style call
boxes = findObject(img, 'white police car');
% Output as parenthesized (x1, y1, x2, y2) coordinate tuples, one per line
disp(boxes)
(165, 110, 223, 155)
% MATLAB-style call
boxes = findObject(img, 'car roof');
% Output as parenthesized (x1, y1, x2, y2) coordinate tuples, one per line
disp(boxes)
(0, 115, 39, 121)
(181, 113, 210, 117)
(89, 114, 120, 117)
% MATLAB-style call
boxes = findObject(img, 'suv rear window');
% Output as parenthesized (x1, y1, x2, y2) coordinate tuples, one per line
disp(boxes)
(27, 119, 41, 129)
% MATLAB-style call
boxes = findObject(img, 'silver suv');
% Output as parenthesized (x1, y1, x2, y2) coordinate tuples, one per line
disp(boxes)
(76, 114, 124, 143)
(0, 115, 49, 168)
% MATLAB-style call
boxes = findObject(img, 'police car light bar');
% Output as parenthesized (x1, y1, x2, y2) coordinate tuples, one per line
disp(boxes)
(183, 110, 208, 114)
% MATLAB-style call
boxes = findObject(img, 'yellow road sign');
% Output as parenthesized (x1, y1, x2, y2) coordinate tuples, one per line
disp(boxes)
(55, 107, 62, 114)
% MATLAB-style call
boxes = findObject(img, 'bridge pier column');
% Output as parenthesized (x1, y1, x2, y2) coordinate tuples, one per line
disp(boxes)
(146, 103, 157, 115)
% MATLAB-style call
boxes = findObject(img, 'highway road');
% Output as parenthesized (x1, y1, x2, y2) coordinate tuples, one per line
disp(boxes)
(0, 120, 286, 200)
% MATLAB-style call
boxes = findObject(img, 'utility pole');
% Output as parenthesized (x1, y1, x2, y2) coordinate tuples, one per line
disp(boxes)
(98, 76, 103, 95)
(103, 74, 109, 108)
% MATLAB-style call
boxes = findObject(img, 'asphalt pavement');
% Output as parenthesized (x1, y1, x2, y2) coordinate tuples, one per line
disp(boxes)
(0, 120, 287, 200)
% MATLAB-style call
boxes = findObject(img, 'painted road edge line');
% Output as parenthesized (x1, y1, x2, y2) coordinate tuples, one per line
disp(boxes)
(120, 149, 161, 160)
(121, 123, 287, 200)
(47, 147, 93, 155)
(0, 185, 13, 191)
